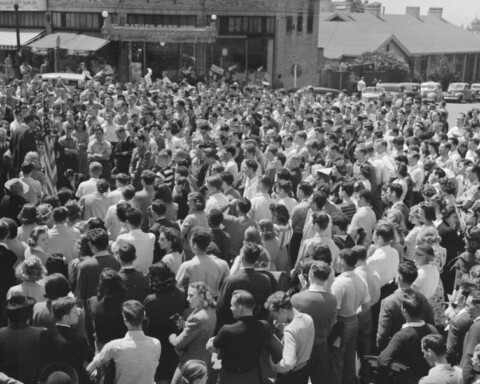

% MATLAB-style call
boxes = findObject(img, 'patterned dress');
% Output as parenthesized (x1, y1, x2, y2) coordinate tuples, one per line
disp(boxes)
(430, 244, 447, 327)
(275, 223, 293, 273)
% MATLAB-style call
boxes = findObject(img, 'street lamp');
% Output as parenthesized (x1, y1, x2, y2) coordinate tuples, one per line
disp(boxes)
(54, 34, 61, 72)
(13, 0, 21, 59)
(211, 14, 217, 22)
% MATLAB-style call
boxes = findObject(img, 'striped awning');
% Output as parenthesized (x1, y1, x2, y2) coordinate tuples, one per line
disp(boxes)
(0, 28, 44, 50)
(29, 32, 109, 55)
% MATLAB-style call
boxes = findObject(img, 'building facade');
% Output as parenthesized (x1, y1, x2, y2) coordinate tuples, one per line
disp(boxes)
(1, 0, 329, 88)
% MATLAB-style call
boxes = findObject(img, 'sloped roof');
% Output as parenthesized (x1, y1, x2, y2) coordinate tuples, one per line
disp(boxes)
(319, 11, 480, 59)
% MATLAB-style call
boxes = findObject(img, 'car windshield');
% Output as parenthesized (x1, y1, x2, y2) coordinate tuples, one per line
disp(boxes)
(421, 84, 437, 90)
(383, 86, 400, 92)
(472, 85, 480, 90)
(363, 87, 383, 94)
(448, 84, 466, 91)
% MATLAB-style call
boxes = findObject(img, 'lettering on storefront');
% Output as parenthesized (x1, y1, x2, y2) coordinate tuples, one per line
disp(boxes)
(102, 21, 217, 44)
(0, 0, 46, 11)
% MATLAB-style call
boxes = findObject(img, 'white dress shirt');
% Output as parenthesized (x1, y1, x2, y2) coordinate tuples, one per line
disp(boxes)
(366, 245, 399, 287)
(112, 229, 155, 274)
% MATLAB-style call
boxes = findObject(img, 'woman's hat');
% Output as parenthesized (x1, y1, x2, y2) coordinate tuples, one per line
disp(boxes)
(5, 178, 29, 195)
(5, 295, 36, 311)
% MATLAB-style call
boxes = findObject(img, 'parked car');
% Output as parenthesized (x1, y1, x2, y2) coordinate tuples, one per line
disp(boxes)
(472, 83, 480, 101)
(420, 82, 443, 102)
(361, 86, 385, 102)
(399, 82, 421, 98)
(443, 83, 473, 103)
(380, 83, 402, 98)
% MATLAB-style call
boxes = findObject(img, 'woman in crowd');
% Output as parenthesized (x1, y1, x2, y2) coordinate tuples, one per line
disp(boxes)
(181, 192, 209, 260)
(270, 203, 293, 273)
(155, 227, 184, 275)
(74, 118, 89, 175)
(415, 227, 446, 327)
(68, 234, 93, 294)
(144, 263, 187, 384)
(412, 244, 440, 302)
(169, 282, 216, 384)
(154, 182, 179, 222)
(86, 268, 127, 352)
(7, 256, 46, 303)
(17, 203, 40, 243)
(32, 272, 71, 329)
(3, 218, 27, 263)
(258, 219, 280, 271)
(181, 360, 208, 384)
(25, 226, 50, 265)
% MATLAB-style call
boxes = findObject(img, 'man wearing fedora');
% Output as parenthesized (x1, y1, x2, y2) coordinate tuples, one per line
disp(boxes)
(0, 295, 45, 383)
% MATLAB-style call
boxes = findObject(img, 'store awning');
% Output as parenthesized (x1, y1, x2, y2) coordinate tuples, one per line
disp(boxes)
(0, 28, 44, 50)
(29, 32, 109, 56)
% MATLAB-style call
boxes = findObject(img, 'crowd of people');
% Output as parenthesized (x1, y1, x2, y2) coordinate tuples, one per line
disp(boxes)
(0, 66, 479, 384)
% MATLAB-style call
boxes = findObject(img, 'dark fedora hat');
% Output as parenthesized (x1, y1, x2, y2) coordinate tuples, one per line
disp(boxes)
(5, 295, 36, 311)
(39, 362, 78, 384)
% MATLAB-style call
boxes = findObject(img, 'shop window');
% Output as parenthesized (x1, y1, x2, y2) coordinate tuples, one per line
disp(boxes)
(0, 11, 44, 27)
(297, 14, 303, 33)
(127, 14, 196, 26)
(286, 16, 293, 35)
(51, 12, 101, 30)
(218, 16, 275, 35)
(307, 15, 313, 34)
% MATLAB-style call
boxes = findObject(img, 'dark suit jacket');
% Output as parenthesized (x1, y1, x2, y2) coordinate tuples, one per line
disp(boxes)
(446, 309, 473, 365)
(118, 267, 148, 302)
(291, 289, 337, 346)
(216, 268, 272, 331)
(39, 324, 91, 382)
(0, 325, 44, 384)
(9, 125, 37, 172)
(377, 288, 435, 352)
(377, 323, 438, 381)
(461, 319, 480, 384)
(0, 245, 18, 311)
(76, 252, 121, 305)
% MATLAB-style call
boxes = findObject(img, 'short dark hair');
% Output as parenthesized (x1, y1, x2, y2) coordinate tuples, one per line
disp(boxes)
(351, 245, 367, 261)
(122, 300, 145, 327)
(310, 261, 331, 281)
(245, 159, 259, 172)
(208, 209, 223, 227)
(312, 211, 330, 231)
(44, 273, 71, 300)
(312, 191, 327, 210)
(117, 243, 137, 264)
(206, 175, 223, 190)
(298, 182, 313, 197)
(151, 199, 167, 216)
(236, 198, 251, 214)
(125, 207, 142, 227)
(0, 220, 10, 241)
(52, 296, 76, 321)
(339, 248, 358, 268)
(358, 189, 372, 204)
(340, 181, 354, 197)
(191, 228, 212, 251)
(332, 214, 349, 231)
(374, 223, 394, 243)
(220, 171, 234, 186)
(401, 292, 423, 318)
(388, 183, 403, 199)
(421, 334, 446, 356)
(241, 242, 262, 265)
(52, 207, 68, 223)
(265, 291, 292, 312)
(122, 185, 136, 200)
(398, 261, 418, 284)
(87, 228, 109, 251)
(232, 290, 256, 310)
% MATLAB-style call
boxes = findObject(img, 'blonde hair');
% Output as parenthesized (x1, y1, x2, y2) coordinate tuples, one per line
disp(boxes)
(416, 227, 441, 246)
(16, 256, 46, 282)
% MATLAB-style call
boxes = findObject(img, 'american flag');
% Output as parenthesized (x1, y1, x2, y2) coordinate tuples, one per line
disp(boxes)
(42, 111, 58, 196)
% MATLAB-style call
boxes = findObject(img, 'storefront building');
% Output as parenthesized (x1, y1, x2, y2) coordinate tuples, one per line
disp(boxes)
(1, 0, 330, 88)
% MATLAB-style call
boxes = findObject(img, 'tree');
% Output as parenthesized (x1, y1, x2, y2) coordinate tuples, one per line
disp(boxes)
(354, 50, 410, 82)
(426, 55, 460, 89)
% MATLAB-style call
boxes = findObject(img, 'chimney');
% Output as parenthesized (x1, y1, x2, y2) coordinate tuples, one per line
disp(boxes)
(364, 2, 382, 18)
(427, 7, 443, 19)
(406, 6, 420, 18)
